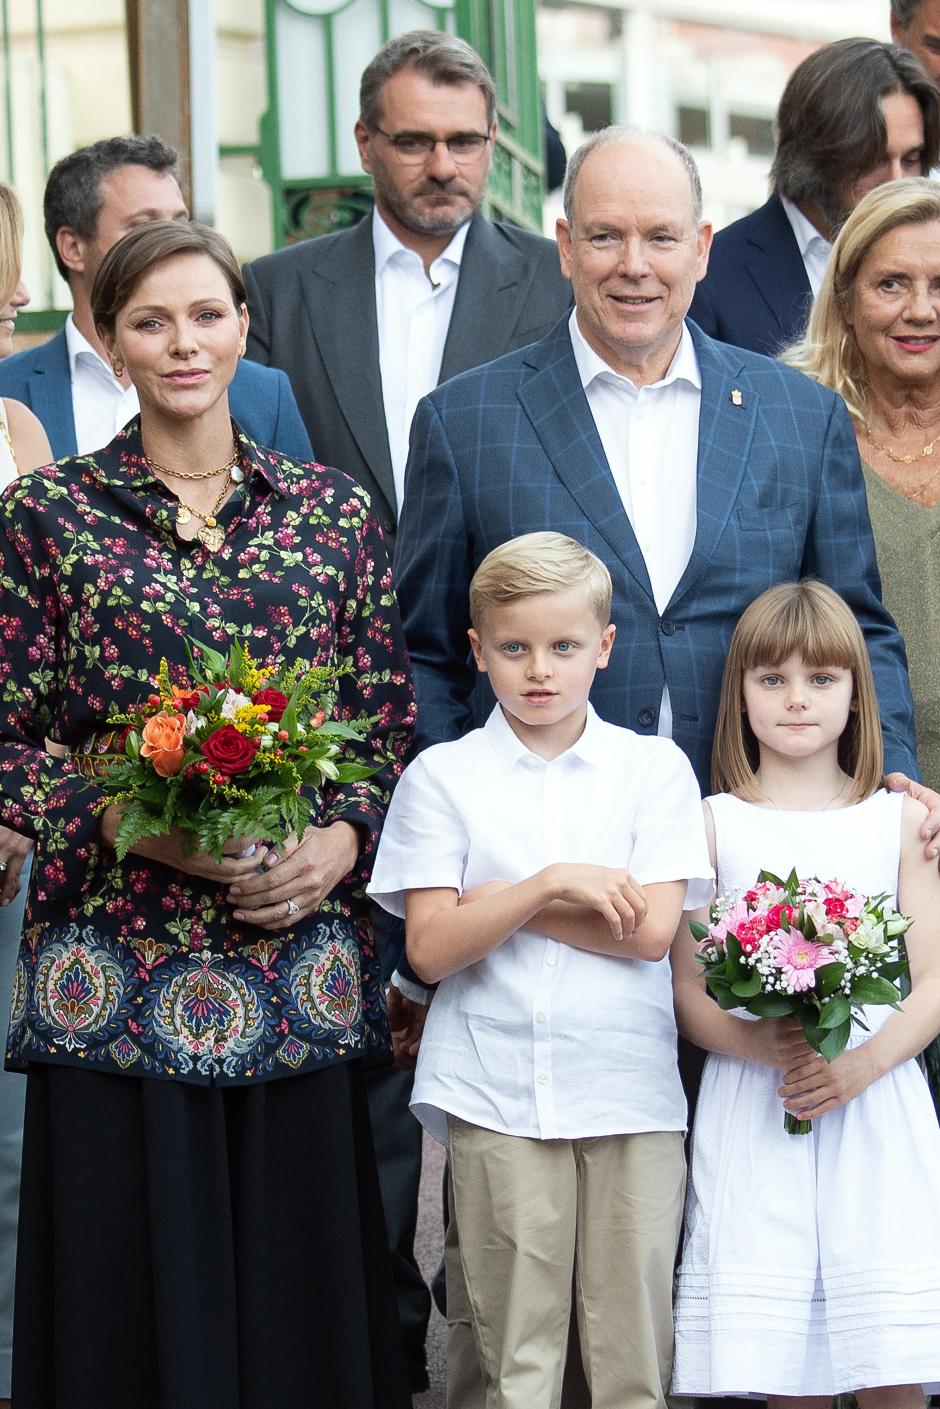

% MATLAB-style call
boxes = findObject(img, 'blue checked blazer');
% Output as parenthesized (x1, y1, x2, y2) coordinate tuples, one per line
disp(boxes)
(394, 315, 917, 790)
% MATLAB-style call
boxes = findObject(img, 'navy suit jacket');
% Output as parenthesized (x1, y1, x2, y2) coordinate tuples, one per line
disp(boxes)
(395, 316, 917, 791)
(689, 196, 814, 359)
(0, 326, 314, 462)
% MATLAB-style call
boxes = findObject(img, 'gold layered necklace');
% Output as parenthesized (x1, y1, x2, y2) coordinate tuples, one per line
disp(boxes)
(865, 423, 940, 505)
(142, 440, 244, 552)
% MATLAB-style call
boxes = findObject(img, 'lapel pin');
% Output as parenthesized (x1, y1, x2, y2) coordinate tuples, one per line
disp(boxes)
(730, 388, 743, 407)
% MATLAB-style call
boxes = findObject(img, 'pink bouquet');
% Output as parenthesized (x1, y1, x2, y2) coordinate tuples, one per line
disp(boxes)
(691, 869, 911, 1133)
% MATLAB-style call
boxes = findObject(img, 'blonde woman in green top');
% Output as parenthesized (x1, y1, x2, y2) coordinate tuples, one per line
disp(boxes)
(786, 176, 940, 1115)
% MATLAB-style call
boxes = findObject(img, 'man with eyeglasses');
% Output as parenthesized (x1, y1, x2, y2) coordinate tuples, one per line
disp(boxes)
(243, 29, 570, 548)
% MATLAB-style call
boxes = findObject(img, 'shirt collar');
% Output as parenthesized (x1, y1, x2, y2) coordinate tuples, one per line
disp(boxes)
(372, 207, 469, 280)
(779, 195, 831, 260)
(65, 312, 122, 384)
(484, 701, 608, 769)
(568, 308, 701, 395)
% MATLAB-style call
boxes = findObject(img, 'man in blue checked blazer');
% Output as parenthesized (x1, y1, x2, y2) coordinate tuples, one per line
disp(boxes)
(395, 127, 919, 793)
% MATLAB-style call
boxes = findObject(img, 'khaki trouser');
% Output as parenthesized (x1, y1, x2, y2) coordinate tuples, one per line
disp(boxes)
(446, 1117, 686, 1409)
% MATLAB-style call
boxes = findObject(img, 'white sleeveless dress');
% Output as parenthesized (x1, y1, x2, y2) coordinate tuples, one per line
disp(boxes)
(672, 790, 940, 1398)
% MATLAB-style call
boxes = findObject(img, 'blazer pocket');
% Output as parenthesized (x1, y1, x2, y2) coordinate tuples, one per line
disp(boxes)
(736, 501, 801, 531)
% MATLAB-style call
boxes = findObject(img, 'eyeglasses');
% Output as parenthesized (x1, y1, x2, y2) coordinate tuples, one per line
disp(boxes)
(371, 127, 492, 166)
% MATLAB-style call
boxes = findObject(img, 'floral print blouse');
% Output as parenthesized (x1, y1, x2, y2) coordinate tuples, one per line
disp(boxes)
(0, 420, 415, 1085)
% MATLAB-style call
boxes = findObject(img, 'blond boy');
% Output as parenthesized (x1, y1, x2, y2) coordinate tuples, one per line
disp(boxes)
(369, 532, 712, 1409)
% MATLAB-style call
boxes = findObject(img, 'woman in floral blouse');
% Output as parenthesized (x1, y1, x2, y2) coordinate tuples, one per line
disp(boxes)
(0, 220, 414, 1409)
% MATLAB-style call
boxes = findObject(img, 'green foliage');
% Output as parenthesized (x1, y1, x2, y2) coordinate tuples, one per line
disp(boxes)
(90, 636, 385, 863)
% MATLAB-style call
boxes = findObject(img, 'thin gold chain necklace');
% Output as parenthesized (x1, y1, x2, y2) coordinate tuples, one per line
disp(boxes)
(755, 775, 849, 812)
(866, 424, 940, 504)
(143, 441, 241, 482)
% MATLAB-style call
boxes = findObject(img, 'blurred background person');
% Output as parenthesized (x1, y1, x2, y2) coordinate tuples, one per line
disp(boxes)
(786, 175, 940, 1118)
(0, 138, 312, 464)
(690, 38, 940, 357)
(0, 177, 52, 1409)
(892, 0, 940, 81)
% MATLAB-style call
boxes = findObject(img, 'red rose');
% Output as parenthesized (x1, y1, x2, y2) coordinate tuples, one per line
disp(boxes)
(253, 687, 289, 722)
(200, 724, 259, 775)
(823, 896, 847, 918)
(766, 903, 794, 930)
(735, 915, 769, 953)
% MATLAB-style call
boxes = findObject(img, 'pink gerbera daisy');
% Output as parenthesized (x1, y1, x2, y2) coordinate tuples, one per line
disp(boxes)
(767, 932, 834, 992)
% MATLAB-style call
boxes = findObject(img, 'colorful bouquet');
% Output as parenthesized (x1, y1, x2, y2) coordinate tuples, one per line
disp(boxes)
(691, 870, 911, 1133)
(87, 639, 377, 862)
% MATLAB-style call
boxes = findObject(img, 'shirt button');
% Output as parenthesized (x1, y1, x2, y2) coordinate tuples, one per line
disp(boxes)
(535, 1011, 546, 1023)
(546, 954, 557, 967)
(638, 707, 656, 727)
(537, 1073, 548, 1085)
(660, 619, 676, 636)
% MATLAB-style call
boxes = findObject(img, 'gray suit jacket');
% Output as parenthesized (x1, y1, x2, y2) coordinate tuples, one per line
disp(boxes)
(243, 212, 572, 540)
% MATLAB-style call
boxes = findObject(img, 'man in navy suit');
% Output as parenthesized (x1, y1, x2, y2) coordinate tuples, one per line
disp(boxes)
(0, 136, 312, 462)
(689, 38, 940, 358)
(398, 124, 918, 785)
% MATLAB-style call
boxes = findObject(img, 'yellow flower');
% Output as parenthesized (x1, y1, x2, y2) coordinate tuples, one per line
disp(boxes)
(231, 703, 271, 734)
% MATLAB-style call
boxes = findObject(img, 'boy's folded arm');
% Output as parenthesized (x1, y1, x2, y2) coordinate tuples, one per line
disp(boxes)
(405, 862, 656, 982)
(531, 878, 686, 961)
(405, 874, 559, 983)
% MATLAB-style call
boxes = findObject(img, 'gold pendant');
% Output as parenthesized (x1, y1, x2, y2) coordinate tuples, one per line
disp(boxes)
(176, 505, 192, 526)
(197, 523, 225, 552)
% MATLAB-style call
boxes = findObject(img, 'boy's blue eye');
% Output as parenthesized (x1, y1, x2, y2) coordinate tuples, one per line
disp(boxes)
(502, 642, 523, 654)
(555, 641, 573, 652)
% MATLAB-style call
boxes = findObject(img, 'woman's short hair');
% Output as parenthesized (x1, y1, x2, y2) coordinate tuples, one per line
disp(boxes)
(770, 37, 940, 232)
(711, 580, 884, 804)
(783, 177, 940, 422)
(0, 181, 24, 308)
(92, 220, 246, 339)
(469, 532, 612, 629)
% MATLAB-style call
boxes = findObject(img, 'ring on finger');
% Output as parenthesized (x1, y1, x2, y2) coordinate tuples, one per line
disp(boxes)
(285, 897, 300, 918)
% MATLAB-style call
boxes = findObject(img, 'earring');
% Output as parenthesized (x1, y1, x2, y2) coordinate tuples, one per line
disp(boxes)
(111, 359, 124, 378)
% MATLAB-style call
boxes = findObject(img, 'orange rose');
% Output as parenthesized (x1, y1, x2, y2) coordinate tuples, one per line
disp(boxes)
(140, 711, 186, 778)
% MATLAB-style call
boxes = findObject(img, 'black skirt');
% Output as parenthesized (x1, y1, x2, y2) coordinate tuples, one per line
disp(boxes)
(13, 1060, 411, 1409)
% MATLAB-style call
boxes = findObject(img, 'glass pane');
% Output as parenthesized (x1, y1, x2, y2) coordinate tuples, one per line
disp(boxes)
(276, 4, 329, 179)
(677, 104, 710, 149)
(728, 112, 775, 159)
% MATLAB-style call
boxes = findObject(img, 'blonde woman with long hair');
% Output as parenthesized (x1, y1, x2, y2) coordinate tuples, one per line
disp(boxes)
(785, 177, 940, 1119)
(0, 184, 52, 478)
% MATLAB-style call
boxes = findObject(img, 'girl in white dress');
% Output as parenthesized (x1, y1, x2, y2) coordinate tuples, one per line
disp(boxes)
(671, 580, 940, 1406)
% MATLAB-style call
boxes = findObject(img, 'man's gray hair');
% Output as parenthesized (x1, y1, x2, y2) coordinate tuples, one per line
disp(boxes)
(562, 126, 703, 226)
(359, 30, 496, 130)
(891, 0, 923, 25)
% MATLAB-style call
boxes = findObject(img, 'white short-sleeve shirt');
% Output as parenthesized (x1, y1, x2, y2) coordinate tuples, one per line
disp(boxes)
(368, 705, 713, 1144)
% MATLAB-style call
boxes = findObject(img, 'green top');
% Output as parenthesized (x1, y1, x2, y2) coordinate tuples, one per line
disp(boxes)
(862, 459, 940, 791)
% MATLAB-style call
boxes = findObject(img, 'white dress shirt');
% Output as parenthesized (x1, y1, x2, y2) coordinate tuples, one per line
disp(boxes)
(66, 314, 140, 455)
(780, 196, 832, 298)
(373, 210, 469, 516)
(569, 309, 700, 737)
(369, 705, 713, 1145)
